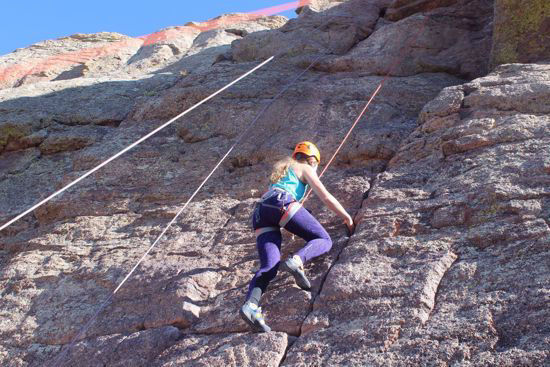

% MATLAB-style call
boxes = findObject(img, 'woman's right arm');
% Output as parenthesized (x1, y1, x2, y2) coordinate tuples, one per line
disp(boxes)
(301, 165, 354, 232)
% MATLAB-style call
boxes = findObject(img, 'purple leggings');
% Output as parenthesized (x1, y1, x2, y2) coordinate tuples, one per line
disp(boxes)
(246, 191, 332, 299)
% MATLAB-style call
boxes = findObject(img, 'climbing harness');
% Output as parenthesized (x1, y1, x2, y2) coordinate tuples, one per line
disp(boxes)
(252, 187, 303, 237)
(279, 201, 301, 227)
(254, 226, 279, 237)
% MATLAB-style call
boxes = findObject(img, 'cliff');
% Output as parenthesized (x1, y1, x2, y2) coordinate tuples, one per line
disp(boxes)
(0, 0, 548, 366)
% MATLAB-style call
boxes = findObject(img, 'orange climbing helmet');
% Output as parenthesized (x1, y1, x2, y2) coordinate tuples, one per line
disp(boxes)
(292, 141, 320, 163)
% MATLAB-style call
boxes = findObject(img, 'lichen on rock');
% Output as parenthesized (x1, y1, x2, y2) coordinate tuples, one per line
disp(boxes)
(490, 0, 550, 67)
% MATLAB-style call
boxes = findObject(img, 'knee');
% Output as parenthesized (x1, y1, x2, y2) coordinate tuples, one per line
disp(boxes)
(325, 234, 333, 251)
(320, 229, 332, 249)
(310, 227, 332, 250)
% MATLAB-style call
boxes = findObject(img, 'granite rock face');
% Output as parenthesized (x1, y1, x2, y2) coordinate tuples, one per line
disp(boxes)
(154, 332, 290, 366)
(313, 0, 494, 79)
(232, 0, 494, 79)
(231, 0, 391, 63)
(0, 33, 144, 90)
(1, 1, 548, 366)
(284, 62, 550, 367)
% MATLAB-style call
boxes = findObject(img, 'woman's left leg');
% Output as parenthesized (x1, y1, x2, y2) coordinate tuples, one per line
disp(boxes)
(284, 206, 332, 264)
(280, 206, 332, 290)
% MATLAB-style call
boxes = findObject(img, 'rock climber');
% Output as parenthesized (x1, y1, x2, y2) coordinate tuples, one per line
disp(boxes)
(240, 141, 355, 332)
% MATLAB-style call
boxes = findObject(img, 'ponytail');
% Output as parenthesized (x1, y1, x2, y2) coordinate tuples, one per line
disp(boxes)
(269, 153, 310, 184)
(269, 157, 294, 184)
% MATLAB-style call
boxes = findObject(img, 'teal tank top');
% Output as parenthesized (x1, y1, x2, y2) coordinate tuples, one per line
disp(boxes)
(270, 166, 309, 201)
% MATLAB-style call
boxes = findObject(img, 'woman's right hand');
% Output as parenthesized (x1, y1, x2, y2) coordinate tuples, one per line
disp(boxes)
(300, 164, 356, 235)
(345, 216, 355, 236)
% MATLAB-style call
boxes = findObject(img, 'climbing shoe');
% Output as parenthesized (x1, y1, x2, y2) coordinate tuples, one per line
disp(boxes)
(281, 255, 311, 291)
(240, 301, 271, 333)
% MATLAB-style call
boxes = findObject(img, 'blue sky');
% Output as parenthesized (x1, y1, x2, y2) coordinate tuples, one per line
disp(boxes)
(0, 1, 298, 56)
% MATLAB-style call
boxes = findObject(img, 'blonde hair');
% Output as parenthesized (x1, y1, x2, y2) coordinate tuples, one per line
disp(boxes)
(269, 153, 309, 184)
(270, 157, 294, 184)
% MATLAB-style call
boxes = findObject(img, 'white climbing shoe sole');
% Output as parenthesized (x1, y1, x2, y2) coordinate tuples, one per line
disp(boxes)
(240, 302, 271, 333)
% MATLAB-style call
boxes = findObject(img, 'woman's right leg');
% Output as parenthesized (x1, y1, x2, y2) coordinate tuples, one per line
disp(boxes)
(246, 230, 282, 304)
(241, 230, 281, 332)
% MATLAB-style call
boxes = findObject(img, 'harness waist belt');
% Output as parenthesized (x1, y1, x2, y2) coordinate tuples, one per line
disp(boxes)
(255, 226, 279, 237)
(279, 201, 301, 228)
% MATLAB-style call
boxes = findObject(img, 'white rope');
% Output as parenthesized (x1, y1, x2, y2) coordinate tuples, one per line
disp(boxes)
(0, 56, 274, 232)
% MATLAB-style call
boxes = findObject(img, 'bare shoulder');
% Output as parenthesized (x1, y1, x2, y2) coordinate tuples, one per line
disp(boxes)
(291, 162, 310, 182)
